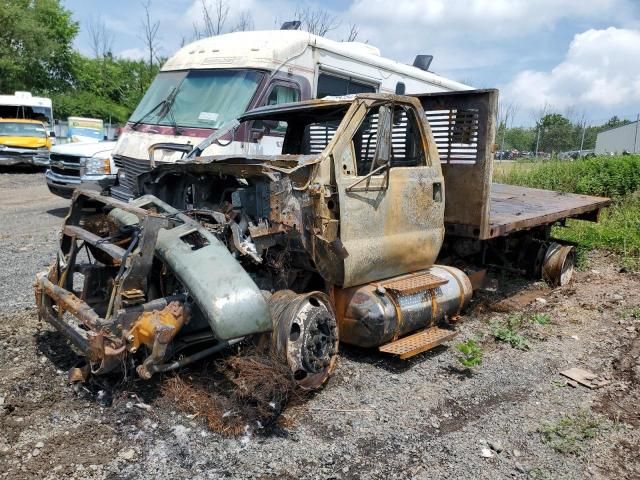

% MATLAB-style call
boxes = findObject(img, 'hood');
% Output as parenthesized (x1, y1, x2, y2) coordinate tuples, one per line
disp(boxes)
(51, 141, 117, 157)
(0, 136, 48, 149)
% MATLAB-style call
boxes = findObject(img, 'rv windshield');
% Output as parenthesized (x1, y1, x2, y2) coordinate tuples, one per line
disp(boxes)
(129, 69, 264, 129)
(0, 106, 52, 126)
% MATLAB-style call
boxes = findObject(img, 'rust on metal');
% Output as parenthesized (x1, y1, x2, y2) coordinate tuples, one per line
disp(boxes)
(379, 326, 457, 359)
(379, 271, 448, 295)
(486, 183, 612, 239)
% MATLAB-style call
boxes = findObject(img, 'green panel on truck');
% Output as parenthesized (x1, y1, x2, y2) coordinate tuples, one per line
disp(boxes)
(108, 195, 272, 340)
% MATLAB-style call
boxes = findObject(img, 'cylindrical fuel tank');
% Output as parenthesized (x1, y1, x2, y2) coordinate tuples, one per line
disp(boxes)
(334, 266, 472, 348)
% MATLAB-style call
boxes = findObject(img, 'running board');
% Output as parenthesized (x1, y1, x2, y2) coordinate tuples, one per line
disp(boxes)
(379, 327, 457, 359)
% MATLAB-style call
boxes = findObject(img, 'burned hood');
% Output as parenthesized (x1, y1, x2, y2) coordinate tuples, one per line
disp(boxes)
(140, 153, 321, 186)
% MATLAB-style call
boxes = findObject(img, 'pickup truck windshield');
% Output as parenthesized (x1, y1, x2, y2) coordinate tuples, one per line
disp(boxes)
(129, 69, 264, 129)
(0, 122, 46, 137)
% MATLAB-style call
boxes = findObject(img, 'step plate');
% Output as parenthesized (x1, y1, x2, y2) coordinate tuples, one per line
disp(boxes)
(379, 327, 457, 359)
(379, 272, 448, 296)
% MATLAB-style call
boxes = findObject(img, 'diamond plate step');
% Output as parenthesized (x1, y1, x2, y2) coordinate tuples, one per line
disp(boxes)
(379, 272, 448, 296)
(379, 327, 457, 359)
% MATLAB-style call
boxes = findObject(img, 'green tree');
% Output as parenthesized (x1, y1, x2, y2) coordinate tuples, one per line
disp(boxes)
(601, 116, 631, 130)
(0, 0, 78, 93)
(537, 113, 574, 154)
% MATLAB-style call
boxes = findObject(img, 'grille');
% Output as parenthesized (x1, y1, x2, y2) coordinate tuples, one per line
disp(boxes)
(50, 153, 81, 177)
(112, 156, 152, 201)
(50, 153, 82, 164)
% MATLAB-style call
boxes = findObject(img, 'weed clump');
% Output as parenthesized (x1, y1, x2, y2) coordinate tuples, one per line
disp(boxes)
(530, 313, 551, 325)
(455, 339, 483, 369)
(490, 314, 529, 350)
(538, 411, 605, 455)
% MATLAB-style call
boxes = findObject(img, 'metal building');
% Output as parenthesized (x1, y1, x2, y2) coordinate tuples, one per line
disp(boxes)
(595, 120, 640, 154)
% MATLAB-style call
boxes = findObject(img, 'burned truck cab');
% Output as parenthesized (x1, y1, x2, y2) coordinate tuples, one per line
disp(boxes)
(35, 94, 474, 389)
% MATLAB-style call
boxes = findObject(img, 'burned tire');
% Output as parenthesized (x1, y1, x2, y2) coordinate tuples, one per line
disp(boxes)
(269, 290, 338, 390)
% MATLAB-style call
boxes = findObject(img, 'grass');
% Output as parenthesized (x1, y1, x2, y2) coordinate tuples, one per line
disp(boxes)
(538, 411, 605, 455)
(494, 155, 640, 199)
(495, 155, 640, 270)
(454, 339, 483, 369)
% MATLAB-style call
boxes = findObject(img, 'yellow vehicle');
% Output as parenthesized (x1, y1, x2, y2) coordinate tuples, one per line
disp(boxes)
(0, 119, 52, 166)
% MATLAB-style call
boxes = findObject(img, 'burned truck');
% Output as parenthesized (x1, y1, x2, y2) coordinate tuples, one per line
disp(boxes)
(35, 91, 611, 388)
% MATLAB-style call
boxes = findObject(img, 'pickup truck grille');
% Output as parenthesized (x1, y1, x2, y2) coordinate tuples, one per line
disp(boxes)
(112, 156, 152, 201)
(49, 153, 82, 177)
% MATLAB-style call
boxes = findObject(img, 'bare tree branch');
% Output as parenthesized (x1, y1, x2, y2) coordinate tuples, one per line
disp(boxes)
(232, 10, 254, 32)
(139, 0, 160, 67)
(346, 23, 359, 42)
(87, 16, 113, 58)
(194, 0, 230, 38)
(294, 6, 340, 37)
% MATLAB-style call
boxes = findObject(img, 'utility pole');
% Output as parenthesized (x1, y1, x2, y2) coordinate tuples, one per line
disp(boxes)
(579, 123, 586, 152)
(535, 127, 541, 157)
(634, 113, 639, 154)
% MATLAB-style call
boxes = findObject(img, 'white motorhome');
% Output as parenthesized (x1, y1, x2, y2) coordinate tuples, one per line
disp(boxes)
(111, 29, 470, 200)
(0, 91, 54, 134)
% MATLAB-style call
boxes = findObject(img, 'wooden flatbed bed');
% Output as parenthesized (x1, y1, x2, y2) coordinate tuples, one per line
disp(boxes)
(485, 183, 612, 239)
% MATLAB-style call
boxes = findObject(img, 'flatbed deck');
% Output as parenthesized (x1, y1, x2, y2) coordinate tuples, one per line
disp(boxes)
(485, 183, 612, 239)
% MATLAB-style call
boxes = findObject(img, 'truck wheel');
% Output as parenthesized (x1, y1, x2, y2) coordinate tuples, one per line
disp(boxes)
(542, 243, 575, 287)
(269, 290, 338, 390)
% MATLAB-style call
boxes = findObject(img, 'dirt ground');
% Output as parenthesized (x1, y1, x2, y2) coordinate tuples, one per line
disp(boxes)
(0, 170, 639, 480)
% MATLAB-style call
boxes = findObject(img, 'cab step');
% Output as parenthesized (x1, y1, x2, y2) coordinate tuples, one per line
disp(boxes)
(379, 327, 457, 359)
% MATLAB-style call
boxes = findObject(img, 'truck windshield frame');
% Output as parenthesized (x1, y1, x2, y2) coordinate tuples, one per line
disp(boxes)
(0, 122, 47, 138)
(129, 69, 266, 129)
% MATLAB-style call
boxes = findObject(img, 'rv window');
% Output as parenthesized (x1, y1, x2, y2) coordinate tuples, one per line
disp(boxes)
(264, 85, 300, 133)
(317, 73, 376, 98)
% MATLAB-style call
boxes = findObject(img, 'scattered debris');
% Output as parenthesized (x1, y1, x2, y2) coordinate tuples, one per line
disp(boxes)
(488, 440, 504, 453)
(560, 368, 610, 389)
(481, 447, 494, 458)
(161, 353, 299, 436)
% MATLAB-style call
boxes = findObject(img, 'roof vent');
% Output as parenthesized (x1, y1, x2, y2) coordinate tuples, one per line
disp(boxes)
(413, 55, 433, 71)
(281, 21, 302, 30)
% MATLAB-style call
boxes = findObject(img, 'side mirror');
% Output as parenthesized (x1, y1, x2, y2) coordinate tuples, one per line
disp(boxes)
(49, 131, 56, 138)
(373, 105, 392, 167)
(148, 142, 193, 166)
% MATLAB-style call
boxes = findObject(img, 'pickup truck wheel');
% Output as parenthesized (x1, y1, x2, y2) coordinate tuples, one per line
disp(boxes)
(269, 291, 338, 390)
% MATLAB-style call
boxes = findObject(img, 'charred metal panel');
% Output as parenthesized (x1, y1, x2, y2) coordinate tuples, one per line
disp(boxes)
(413, 89, 498, 239)
(109, 195, 272, 340)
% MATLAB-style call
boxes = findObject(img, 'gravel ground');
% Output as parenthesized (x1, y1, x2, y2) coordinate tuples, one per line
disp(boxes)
(0, 171, 639, 480)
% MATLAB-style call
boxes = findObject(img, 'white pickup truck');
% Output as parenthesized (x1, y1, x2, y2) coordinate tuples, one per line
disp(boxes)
(45, 141, 117, 198)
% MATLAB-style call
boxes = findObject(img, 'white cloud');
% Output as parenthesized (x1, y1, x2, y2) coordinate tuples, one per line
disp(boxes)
(117, 47, 147, 60)
(503, 27, 640, 114)
(347, 0, 628, 38)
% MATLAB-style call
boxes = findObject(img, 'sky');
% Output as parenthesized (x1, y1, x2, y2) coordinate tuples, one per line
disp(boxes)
(63, 0, 640, 126)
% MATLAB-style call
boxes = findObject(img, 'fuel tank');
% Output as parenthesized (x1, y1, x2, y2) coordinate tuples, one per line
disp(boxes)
(334, 266, 472, 348)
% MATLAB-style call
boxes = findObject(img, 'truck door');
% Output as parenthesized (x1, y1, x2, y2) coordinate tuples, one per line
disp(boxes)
(334, 99, 445, 287)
